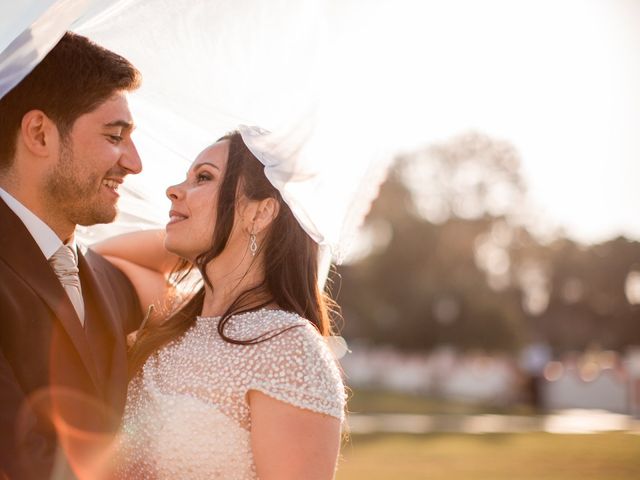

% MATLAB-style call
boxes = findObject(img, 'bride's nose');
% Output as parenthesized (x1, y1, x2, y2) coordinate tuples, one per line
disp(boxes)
(166, 182, 183, 200)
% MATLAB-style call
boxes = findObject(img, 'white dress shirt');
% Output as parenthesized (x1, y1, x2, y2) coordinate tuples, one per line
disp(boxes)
(0, 186, 77, 259)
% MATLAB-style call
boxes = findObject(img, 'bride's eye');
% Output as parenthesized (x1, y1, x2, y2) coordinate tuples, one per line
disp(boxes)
(196, 172, 213, 183)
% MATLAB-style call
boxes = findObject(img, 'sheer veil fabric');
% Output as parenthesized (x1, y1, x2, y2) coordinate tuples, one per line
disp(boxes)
(0, 0, 393, 275)
(5, 2, 639, 259)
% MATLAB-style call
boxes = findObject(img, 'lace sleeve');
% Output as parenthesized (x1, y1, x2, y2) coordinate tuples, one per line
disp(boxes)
(248, 319, 346, 421)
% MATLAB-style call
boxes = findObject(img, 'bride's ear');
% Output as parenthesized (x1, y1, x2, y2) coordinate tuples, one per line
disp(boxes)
(251, 197, 280, 234)
(238, 196, 280, 235)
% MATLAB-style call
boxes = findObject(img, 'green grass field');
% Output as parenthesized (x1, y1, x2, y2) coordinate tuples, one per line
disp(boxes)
(347, 388, 534, 415)
(338, 389, 640, 479)
(336, 432, 640, 480)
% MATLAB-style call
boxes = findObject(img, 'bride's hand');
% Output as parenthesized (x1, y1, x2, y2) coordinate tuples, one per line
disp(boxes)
(127, 330, 140, 348)
(127, 304, 156, 349)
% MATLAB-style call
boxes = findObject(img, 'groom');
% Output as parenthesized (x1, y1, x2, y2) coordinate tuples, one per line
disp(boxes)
(0, 32, 144, 479)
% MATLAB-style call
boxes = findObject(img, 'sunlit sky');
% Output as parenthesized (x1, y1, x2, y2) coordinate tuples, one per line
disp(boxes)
(69, 0, 640, 247)
(329, 0, 640, 244)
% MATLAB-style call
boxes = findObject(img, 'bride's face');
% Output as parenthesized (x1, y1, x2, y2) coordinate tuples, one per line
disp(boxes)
(164, 140, 229, 260)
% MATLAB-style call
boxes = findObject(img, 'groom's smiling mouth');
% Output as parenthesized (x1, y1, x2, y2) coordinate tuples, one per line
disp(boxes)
(102, 178, 122, 195)
(168, 209, 189, 225)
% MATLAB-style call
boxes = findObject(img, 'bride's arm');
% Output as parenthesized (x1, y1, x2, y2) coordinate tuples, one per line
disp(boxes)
(92, 229, 182, 316)
(249, 391, 341, 480)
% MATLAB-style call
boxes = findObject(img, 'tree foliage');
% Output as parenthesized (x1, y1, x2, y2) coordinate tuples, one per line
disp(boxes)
(336, 133, 640, 354)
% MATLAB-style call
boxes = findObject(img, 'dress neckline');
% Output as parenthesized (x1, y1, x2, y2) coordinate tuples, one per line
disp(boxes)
(196, 307, 287, 321)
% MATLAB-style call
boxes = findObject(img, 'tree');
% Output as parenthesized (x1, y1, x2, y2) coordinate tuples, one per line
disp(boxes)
(337, 133, 527, 352)
(336, 132, 640, 354)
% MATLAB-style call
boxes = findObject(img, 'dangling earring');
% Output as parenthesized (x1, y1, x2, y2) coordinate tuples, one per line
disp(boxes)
(249, 233, 258, 257)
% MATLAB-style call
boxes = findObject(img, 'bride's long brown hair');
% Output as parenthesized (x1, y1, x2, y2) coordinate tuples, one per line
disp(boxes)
(128, 131, 338, 376)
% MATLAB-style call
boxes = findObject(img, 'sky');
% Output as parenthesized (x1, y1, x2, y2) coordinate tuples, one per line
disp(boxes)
(328, 0, 640, 244)
(61, 0, 640, 248)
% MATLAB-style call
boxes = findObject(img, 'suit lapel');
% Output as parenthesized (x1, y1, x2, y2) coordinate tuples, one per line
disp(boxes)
(0, 198, 101, 392)
(79, 250, 129, 412)
(78, 251, 121, 348)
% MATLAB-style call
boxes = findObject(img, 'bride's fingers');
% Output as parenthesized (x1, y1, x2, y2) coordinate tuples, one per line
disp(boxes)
(126, 331, 139, 348)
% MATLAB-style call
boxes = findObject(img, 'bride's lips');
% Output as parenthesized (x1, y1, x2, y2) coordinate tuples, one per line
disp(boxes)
(167, 209, 189, 226)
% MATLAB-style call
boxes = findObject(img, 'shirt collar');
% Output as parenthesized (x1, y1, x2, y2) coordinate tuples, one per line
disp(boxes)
(0, 187, 76, 260)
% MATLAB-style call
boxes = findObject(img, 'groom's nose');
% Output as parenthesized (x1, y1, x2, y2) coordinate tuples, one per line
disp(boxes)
(119, 139, 142, 175)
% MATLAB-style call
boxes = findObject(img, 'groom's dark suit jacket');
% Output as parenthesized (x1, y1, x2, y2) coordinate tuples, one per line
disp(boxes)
(0, 198, 143, 479)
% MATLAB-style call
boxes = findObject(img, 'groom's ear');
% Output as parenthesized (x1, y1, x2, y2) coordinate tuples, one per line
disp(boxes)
(251, 197, 280, 234)
(20, 110, 60, 160)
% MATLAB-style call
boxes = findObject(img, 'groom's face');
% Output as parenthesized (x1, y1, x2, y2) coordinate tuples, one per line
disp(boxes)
(44, 91, 142, 227)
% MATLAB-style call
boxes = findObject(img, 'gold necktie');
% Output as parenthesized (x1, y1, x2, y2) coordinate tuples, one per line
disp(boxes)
(49, 245, 85, 325)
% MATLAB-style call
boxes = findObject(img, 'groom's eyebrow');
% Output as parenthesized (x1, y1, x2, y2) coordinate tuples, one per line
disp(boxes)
(104, 120, 135, 131)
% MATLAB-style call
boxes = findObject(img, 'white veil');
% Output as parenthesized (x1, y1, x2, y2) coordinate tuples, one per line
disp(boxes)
(1, 0, 392, 278)
(3, 1, 638, 259)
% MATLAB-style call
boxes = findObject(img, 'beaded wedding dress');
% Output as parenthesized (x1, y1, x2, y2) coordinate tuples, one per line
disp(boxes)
(113, 309, 345, 479)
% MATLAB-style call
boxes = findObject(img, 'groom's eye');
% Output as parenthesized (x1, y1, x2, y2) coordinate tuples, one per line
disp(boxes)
(106, 134, 123, 144)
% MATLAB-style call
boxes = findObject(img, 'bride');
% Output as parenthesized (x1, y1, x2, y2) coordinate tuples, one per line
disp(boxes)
(95, 130, 346, 479)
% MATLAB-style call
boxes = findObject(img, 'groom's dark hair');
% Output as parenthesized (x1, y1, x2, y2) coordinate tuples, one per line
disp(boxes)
(0, 31, 141, 169)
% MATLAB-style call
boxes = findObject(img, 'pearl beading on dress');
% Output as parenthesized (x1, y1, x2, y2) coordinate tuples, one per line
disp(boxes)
(113, 309, 346, 479)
